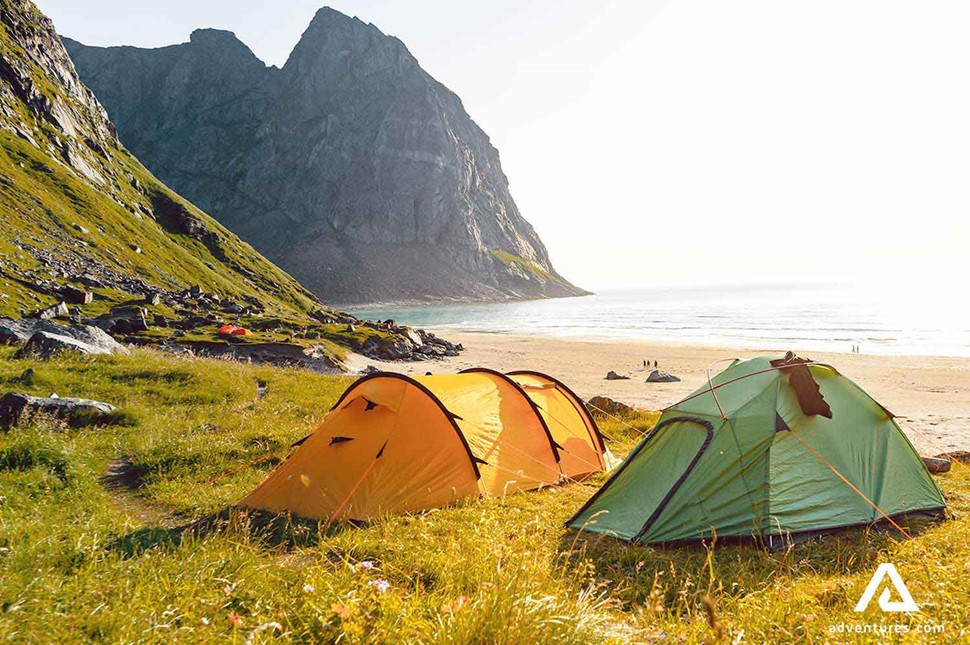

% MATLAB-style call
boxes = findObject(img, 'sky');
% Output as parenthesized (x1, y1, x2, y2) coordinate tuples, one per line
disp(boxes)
(35, 0, 970, 291)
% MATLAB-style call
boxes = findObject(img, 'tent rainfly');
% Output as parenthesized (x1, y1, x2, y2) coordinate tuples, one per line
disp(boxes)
(567, 354, 946, 546)
(240, 370, 614, 522)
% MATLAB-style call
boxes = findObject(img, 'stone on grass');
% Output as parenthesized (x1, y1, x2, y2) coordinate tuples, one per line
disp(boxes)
(0, 392, 118, 429)
(587, 395, 635, 417)
(15, 328, 129, 359)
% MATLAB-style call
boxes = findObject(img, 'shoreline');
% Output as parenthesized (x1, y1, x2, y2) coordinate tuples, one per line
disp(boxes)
(345, 331, 970, 454)
(337, 292, 594, 311)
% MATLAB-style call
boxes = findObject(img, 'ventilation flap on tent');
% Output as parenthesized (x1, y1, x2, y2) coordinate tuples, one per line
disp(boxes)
(770, 353, 832, 418)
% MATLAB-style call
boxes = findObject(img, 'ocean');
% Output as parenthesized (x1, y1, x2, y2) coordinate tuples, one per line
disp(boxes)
(350, 283, 970, 358)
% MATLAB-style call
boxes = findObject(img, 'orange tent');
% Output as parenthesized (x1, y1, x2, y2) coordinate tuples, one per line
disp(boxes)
(240, 370, 613, 522)
(218, 325, 252, 337)
(503, 370, 619, 479)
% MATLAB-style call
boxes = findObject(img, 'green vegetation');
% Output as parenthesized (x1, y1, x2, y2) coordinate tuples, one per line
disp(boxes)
(489, 250, 561, 284)
(0, 129, 320, 320)
(0, 347, 966, 643)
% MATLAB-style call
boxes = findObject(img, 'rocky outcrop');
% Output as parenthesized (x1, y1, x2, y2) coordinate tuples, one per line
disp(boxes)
(0, 1, 116, 185)
(64, 8, 587, 305)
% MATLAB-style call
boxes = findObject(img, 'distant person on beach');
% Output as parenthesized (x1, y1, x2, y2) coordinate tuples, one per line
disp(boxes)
(643, 359, 647, 368)
(654, 360, 658, 368)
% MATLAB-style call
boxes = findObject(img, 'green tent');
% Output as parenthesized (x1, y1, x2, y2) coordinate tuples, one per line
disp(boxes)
(568, 354, 946, 546)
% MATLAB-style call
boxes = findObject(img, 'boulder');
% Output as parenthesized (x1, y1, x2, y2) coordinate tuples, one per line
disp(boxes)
(0, 318, 129, 356)
(15, 328, 129, 359)
(587, 395, 635, 417)
(108, 305, 149, 334)
(0, 392, 118, 429)
(33, 302, 69, 320)
(61, 286, 93, 305)
(605, 370, 630, 381)
(921, 456, 951, 474)
(404, 329, 424, 347)
(361, 365, 381, 375)
(646, 369, 681, 383)
(0, 318, 36, 345)
(376, 337, 415, 361)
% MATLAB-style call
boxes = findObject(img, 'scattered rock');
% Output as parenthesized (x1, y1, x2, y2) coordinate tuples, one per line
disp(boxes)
(587, 395, 635, 417)
(32, 302, 69, 320)
(183, 341, 343, 373)
(374, 337, 413, 360)
(0, 392, 118, 429)
(605, 370, 630, 381)
(145, 292, 161, 306)
(646, 369, 681, 383)
(404, 329, 424, 347)
(75, 274, 105, 289)
(922, 456, 951, 474)
(60, 285, 93, 305)
(361, 365, 381, 375)
(938, 450, 970, 463)
(108, 305, 149, 334)
(14, 328, 128, 360)
(18, 368, 35, 385)
(73, 224, 89, 234)
(0, 318, 33, 345)
(1, 317, 129, 356)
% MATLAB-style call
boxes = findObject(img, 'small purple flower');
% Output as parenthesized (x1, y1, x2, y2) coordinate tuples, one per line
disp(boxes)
(368, 579, 390, 593)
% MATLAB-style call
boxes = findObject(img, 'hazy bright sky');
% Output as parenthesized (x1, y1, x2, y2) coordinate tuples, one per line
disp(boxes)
(36, 0, 970, 291)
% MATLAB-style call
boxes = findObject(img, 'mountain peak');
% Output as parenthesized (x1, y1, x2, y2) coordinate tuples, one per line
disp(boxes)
(188, 28, 265, 66)
(308, 6, 369, 30)
(67, 8, 587, 304)
(189, 28, 242, 45)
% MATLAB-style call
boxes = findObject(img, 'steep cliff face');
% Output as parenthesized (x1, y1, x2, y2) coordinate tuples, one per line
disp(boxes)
(65, 8, 586, 305)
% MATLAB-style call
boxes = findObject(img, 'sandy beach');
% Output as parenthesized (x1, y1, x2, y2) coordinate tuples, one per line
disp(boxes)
(347, 332, 970, 454)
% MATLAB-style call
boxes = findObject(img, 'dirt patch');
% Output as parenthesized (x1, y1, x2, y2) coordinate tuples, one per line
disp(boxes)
(100, 456, 178, 528)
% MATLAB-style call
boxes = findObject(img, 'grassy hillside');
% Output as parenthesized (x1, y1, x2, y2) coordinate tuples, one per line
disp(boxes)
(0, 347, 966, 643)
(0, 129, 324, 320)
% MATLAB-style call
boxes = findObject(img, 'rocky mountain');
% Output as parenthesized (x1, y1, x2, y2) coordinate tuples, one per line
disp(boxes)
(64, 8, 586, 305)
(0, 0, 455, 366)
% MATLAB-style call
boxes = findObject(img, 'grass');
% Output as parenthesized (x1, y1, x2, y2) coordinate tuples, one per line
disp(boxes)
(489, 250, 563, 286)
(0, 347, 967, 643)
